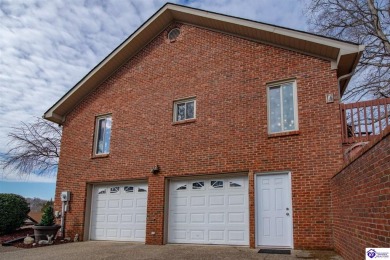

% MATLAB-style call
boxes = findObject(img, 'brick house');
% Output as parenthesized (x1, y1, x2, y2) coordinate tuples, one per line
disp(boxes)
(44, 3, 365, 249)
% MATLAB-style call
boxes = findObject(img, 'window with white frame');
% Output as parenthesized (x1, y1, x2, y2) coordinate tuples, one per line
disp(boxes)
(268, 81, 298, 133)
(173, 98, 196, 122)
(94, 115, 112, 155)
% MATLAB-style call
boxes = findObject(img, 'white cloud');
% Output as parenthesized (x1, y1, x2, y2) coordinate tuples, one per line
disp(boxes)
(0, 0, 307, 181)
(0, 168, 57, 183)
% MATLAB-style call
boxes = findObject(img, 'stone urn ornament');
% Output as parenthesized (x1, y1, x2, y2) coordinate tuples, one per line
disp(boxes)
(32, 205, 60, 243)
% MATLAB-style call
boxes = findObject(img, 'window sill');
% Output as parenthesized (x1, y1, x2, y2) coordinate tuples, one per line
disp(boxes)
(91, 153, 110, 159)
(268, 130, 300, 138)
(172, 119, 196, 126)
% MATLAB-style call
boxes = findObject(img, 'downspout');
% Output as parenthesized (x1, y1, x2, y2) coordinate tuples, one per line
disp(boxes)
(337, 72, 354, 101)
(338, 72, 354, 145)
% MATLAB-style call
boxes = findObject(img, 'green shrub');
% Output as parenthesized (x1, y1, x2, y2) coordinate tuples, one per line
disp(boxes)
(40, 199, 53, 213)
(39, 204, 55, 226)
(0, 194, 30, 235)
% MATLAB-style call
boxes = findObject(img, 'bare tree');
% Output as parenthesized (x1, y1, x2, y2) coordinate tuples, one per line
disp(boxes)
(305, 0, 390, 100)
(1, 118, 61, 175)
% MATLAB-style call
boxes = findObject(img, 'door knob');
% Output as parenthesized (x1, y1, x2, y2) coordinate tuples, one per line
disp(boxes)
(286, 213, 290, 216)
(286, 207, 289, 210)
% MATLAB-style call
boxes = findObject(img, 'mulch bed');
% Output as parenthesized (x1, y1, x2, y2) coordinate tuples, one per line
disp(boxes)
(0, 228, 33, 244)
(0, 227, 73, 249)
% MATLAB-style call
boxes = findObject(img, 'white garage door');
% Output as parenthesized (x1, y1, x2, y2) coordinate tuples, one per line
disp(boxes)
(90, 182, 148, 241)
(168, 176, 249, 245)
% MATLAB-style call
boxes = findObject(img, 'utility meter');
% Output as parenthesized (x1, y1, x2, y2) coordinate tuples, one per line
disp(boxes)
(61, 191, 71, 202)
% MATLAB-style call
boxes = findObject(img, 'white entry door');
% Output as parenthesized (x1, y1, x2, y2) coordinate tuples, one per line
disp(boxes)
(90, 183, 148, 241)
(168, 176, 249, 245)
(256, 173, 292, 247)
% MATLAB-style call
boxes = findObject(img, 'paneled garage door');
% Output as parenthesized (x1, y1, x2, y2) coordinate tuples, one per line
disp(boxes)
(90, 182, 148, 241)
(168, 176, 249, 245)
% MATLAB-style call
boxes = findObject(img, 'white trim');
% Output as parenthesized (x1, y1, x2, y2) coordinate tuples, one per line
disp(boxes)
(167, 4, 361, 53)
(254, 171, 294, 249)
(173, 97, 196, 122)
(88, 184, 95, 241)
(267, 80, 299, 134)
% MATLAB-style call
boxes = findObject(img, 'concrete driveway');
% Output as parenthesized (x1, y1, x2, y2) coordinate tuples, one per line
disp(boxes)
(0, 241, 342, 260)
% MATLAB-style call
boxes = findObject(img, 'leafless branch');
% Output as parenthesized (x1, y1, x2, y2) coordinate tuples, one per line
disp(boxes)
(0, 117, 62, 176)
(305, 0, 390, 100)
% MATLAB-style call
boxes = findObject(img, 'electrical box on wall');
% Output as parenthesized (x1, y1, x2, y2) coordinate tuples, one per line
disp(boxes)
(61, 191, 71, 202)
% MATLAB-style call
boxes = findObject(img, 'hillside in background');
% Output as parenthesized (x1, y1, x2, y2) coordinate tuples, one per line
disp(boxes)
(25, 197, 48, 212)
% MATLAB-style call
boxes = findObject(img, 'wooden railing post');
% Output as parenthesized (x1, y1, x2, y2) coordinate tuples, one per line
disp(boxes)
(340, 97, 390, 144)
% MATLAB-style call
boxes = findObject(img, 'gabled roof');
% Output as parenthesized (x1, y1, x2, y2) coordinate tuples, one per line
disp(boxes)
(44, 3, 364, 124)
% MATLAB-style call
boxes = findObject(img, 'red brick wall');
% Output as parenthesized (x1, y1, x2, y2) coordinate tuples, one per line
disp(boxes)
(55, 23, 343, 249)
(331, 129, 390, 260)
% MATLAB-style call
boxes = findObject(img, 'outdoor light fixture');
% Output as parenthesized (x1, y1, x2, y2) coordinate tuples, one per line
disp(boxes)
(151, 165, 160, 174)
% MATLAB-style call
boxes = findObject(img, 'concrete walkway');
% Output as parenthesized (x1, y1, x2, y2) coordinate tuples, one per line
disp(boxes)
(0, 242, 342, 260)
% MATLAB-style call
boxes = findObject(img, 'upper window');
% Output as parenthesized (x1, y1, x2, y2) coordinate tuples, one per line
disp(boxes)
(268, 81, 298, 133)
(94, 115, 112, 155)
(173, 98, 196, 122)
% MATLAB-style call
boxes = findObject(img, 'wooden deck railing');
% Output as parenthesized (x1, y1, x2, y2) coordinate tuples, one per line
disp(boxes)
(340, 97, 390, 144)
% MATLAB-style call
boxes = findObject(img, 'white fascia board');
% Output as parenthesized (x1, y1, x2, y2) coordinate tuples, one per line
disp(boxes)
(167, 4, 362, 54)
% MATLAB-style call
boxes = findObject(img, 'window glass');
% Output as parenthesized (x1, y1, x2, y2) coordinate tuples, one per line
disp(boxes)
(192, 181, 204, 190)
(110, 187, 119, 193)
(269, 82, 297, 133)
(282, 84, 295, 131)
(269, 87, 282, 133)
(138, 187, 147, 192)
(95, 115, 112, 154)
(124, 186, 134, 193)
(176, 185, 187, 191)
(211, 180, 223, 188)
(186, 102, 194, 119)
(229, 181, 242, 188)
(174, 99, 195, 122)
(98, 188, 106, 194)
(177, 103, 186, 121)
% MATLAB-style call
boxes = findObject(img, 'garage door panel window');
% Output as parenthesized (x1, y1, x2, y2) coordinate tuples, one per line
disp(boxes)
(138, 187, 147, 193)
(110, 187, 120, 193)
(229, 181, 243, 188)
(124, 186, 134, 193)
(192, 181, 204, 190)
(211, 180, 224, 189)
(98, 188, 106, 194)
(176, 184, 187, 191)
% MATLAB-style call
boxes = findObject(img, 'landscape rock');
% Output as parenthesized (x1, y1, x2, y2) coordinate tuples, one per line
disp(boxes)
(23, 234, 34, 245)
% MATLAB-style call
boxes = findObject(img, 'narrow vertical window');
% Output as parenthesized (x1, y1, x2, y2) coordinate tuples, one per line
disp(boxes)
(268, 81, 298, 133)
(94, 115, 112, 155)
(174, 98, 196, 122)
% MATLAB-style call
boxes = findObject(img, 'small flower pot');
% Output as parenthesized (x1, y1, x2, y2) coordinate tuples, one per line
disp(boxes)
(32, 225, 61, 243)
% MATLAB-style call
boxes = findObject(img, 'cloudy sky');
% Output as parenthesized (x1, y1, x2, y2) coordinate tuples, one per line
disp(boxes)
(0, 0, 307, 198)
